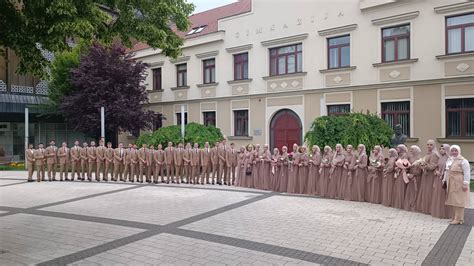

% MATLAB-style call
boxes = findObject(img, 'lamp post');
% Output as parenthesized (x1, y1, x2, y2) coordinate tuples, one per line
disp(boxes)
(101, 107, 105, 140)
(24, 107, 29, 169)
(180, 104, 185, 143)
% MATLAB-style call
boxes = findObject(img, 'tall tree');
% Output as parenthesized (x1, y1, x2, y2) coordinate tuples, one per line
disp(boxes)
(61, 42, 160, 137)
(0, 0, 194, 77)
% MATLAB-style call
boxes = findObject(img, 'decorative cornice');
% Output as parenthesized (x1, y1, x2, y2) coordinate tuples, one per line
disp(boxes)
(434, 2, 474, 14)
(148, 89, 164, 93)
(319, 66, 357, 73)
(170, 86, 190, 91)
(148, 61, 164, 68)
(436, 52, 474, 60)
(227, 78, 253, 84)
(261, 33, 309, 47)
(225, 44, 253, 53)
(228, 136, 253, 140)
(169, 56, 190, 64)
(318, 24, 358, 36)
(195, 50, 219, 59)
(196, 82, 219, 88)
(372, 58, 418, 67)
(262, 72, 307, 81)
(436, 138, 474, 143)
(371, 11, 419, 26)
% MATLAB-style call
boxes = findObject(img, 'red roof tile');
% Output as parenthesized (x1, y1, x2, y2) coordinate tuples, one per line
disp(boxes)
(131, 0, 251, 52)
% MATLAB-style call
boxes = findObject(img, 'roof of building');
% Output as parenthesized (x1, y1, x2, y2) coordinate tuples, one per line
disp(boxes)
(131, 0, 251, 52)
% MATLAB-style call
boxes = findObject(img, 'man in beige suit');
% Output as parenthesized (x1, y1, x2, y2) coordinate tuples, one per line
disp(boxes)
(45, 140, 58, 181)
(217, 142, 227, 185)
(130, 144, 139, 182)
(123, 143, 133, 181)
(183, 143, 191, 183)
(146, 145, 154, 183)
(57, 142, 69, 181)
(164, 142, 174, 184)
(138, 144, 148, 183)
(174, 143, 184, 184)
(95, 140, 106, 181)
(154, 144, 165, 183)
(200, 142, 211, 185)
(70, 140, 81, 181)
(226, 142, 238, 186)
(191, 143, 201, 184)
(87, 141, 97, 181)
(26, 144, 35, 182)
(210, 141, 219, 185)
(114, 142, 125, 181)
(34, 143, 46, 182)
(80, 142, 88, 180)
(105, 142, 114, 181)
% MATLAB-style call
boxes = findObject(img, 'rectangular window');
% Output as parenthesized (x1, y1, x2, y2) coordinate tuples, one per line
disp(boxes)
(327, 104, 350, 116)
(203, 58, 215, 84)
(234, 110, 249, 136)
(152, 68, 162, 90)
(381, 101, 410, 136)
(446, 13, 474, 54)
(176, 112, 188, 126)
(203, 111, 216, 127)
(328, 35, 350, 69)
(446, 98, 474, 138)
(233, 53, 248, 80)
(382, 24, 410, 62)
(269, 43, 302, 76)
(176, 64, 187, 87)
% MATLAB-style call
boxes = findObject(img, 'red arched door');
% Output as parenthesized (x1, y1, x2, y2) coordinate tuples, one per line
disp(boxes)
(270, 109, 302, 150)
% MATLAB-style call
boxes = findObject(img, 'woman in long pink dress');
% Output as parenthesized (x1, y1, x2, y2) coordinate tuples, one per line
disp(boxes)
(236, 146, 246, 187)
(270, 148, 280, 191)
(404, 145, 422, 212)
(287, 144, 299, 194)
(382, 148, 397, 207)
(307, 145, 320, 195)
(261, 144, 272, 190)
(243, 144, 255, 188)
(430, 144, 451, 219)
(278, 146, 289, 192)
(318, 146, 333, 198)
(298, 146, 309, 194)
(252, 144, 262, 189)
(327, 144, 344, 199)
(342, 145, 355, 201)
(352, 144, 368, 202)
(392, 144, 408, 209)
(416, 140, 440, 214)
(368, 145, 385, 204)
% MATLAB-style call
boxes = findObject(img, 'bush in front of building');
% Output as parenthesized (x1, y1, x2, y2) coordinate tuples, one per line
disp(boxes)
(136, 122, 224, 148)
(305, 112, 393, 150)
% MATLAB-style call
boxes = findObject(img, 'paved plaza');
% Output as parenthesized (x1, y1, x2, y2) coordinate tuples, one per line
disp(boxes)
(0, 171, 473, 265)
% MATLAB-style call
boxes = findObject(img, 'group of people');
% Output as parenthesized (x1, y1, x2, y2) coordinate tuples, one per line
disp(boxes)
(25, 139, 470, 224)
(234, 141, 470, 225)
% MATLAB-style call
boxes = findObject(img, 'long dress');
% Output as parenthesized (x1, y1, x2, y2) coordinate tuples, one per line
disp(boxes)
(404, 157, 421, 212)
(430, 154, 450, 219)
(318, 153, 332, 198)
(278, 153, 289, 192)
(445, 157, 471, 209)
(252, 149, 262, 189)
(306, 153, 320, 195)
(298, 153, 309, 194)
(416, 153, 439, 214)
(270, 154, 280, 191)
(287, 152, 300, 194)
(236, 152, 246, 187)
(381, 157, 396, 207)
(261, 150, 272, 190)
(313, 153, 322, 195)
(352, 153, 368, 202)
(327, 152, 344, 199)
(368, 154, 384, 204)
(341, 152, 354, 201)
(243, 151, 254, 188)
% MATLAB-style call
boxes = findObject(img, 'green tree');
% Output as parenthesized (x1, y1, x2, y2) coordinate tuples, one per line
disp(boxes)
(0, 0, 194, 77)
(136, 123, 224, 148)
(304, 112, 393, 150)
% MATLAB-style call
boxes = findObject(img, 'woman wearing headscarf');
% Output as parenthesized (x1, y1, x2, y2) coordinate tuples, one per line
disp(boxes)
(368, 145, 385, 204)
(261, 144, 272, 190)
(298, 146, 309, 194)
(352, 144, 368, 202)
(270, 147, 280, 191)
(278, 146, 289, 192)
(392, 144, 408, 209)
(382, 148, 398, 207)
(416, 140, 440, 214)
(318, 146, 333, 198)
(243, 144, 255, 188)
(307, 145, 321, 195)
(236, 146, 246, 187)
(287, 143, 300, 194)
(444, 145, 471, 225)
(430, 144, 451, 219)
(327, 144, 344, 199)
(404, 145, 422, 212)
(252, 144, 262, 189)
(341, 145, 355, 201)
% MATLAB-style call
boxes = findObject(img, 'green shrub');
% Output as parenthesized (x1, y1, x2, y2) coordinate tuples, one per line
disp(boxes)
(136, 122, 224, 147)
(304, 112, 393, 151)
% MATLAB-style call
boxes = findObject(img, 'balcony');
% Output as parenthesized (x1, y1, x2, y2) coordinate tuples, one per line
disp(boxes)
(0, 80, 49, 96)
